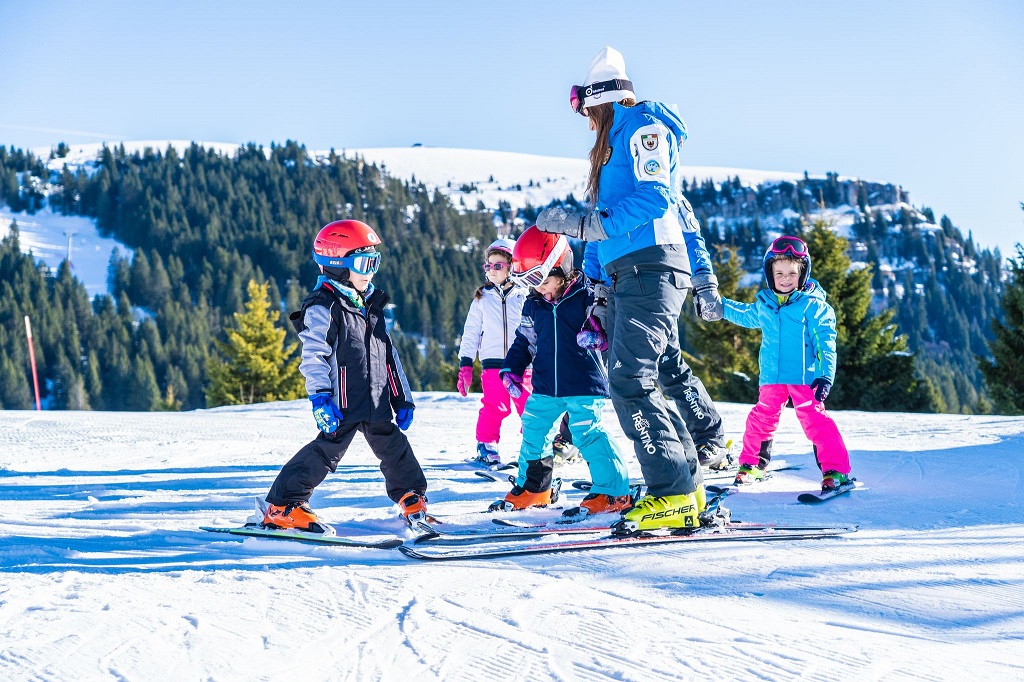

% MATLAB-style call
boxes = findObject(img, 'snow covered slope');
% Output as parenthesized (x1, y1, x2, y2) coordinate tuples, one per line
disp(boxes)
(0, 206, 129, 297)
(1, 396, 1022, 680)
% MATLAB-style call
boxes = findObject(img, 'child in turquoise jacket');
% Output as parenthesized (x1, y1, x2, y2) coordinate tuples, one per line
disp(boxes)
(721, 236, 853, 493)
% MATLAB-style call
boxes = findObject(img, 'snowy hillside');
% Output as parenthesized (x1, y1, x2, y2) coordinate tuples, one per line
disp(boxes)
(0, 206, 129, 297)
(1, 395, 1022, 680)
(344, 146, 809, 214)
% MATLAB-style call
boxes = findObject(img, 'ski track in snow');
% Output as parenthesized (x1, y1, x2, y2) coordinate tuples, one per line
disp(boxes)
(1, 395, 1023, 680)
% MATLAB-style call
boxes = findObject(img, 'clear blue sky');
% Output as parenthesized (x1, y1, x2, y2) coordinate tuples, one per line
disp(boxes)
(2, 1, 1021, 255)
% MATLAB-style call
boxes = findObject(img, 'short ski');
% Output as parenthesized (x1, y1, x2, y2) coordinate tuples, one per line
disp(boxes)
(475, 470, 514, 483)
(798, 480, 858, 504)
(201, 525, 403, 549)
(399, 524, 857, 560)
(414, 520, 607, 543)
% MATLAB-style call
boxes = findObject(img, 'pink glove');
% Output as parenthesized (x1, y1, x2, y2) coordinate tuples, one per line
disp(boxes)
(500, 371, 524, 399)
(457, 366, 473, 396)
(576, 315, 608, 352)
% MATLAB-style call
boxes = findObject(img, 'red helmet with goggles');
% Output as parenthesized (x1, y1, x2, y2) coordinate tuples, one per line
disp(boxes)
(510, 226, 573, 288)
(313, 220, 382, 277)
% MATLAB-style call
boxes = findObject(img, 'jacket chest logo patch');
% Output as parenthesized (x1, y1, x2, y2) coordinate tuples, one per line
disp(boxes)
(641, 133, 659, 151)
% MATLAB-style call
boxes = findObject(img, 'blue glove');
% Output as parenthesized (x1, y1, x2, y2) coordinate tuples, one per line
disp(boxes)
(310, 392, 343, 433)
(811, 378, 832, 402)
(395, 407, 414, 431)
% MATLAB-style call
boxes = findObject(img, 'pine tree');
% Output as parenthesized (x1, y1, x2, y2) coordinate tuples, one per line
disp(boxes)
(684, 246, 761, 402)
(804, 216, 937, 412)
(979, 245, 1024, 414)
(205, 280, 305, 406)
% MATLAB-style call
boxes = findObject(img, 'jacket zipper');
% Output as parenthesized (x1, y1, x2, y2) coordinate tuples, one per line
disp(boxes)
(549, 282, 585, 397)
(501, 289, 509, 354)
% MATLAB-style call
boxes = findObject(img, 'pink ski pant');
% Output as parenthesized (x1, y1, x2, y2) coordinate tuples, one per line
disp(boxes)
(740, 384, 850, 474)
(476, 368, 531, 443)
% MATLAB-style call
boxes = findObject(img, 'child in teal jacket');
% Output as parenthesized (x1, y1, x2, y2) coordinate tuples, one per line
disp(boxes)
(721, 236, 853, 493)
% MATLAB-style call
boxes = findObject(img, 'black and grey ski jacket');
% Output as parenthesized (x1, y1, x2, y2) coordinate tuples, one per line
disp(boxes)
(289, 281, 414, 423)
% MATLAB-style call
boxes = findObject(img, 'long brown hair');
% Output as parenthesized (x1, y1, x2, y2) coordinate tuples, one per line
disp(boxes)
(585, 98, 636, 204)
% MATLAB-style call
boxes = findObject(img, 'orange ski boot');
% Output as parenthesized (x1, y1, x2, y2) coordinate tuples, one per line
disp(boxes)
(398, 491, 428, 526)
(262, 502, 327, 533)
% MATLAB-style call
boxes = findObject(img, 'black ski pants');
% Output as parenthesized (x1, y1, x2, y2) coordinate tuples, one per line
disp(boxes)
(266, 420, 427, 506)
(607, 267, 702, 498)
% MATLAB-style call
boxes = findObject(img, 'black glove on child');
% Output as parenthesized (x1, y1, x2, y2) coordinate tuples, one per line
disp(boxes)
(811, 378, 832, 402)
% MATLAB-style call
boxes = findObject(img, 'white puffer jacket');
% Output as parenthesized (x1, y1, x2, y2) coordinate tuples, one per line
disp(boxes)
(458, 282, 528, 370)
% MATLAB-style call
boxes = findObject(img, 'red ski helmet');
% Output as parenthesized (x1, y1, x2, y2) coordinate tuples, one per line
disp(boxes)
(510, 226, 573, 288)
(313, 220, 382, 279)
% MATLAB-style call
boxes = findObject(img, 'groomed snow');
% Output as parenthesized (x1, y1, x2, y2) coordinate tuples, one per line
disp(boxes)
(1, 395, 1022, 680)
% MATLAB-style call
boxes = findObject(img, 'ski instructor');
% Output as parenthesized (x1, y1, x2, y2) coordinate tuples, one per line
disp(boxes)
(536, 46, 725, 535)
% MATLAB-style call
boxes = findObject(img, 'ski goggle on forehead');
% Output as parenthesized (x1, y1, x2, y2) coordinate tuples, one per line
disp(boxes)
(510, 239, 568, 288)
(313, 250, 381, 275)
(769, 236, 808, 257)
(569, 78, 634, 116)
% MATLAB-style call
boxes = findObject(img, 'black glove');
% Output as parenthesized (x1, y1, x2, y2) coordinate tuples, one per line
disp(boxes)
(691, 273, 723, 322)
(811, 378, 832, 402)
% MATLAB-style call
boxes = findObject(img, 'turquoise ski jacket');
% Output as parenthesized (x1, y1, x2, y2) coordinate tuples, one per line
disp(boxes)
(723, 278, 838, 386)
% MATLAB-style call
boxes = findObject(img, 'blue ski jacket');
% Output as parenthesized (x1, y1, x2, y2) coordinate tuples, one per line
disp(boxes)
(722, 279, 838, 386)
(502, 275, 608, 398)
(582, 101, 714, 284)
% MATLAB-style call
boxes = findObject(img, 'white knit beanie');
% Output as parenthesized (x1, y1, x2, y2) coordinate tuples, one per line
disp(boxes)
(581, 46, 635, 109)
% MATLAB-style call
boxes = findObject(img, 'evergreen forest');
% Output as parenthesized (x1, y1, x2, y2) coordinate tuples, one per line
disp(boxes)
(0, 142, 1014, 414)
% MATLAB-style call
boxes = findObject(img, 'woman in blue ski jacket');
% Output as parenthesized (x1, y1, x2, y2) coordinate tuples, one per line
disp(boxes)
(536, 46, 726, 534)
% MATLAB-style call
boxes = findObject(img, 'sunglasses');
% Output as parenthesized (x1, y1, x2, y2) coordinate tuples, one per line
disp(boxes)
(314, 250, 381, 275)
(769, 236, 808, 257)
(569, 78, 634, 116)
(482, 262, 510, 272)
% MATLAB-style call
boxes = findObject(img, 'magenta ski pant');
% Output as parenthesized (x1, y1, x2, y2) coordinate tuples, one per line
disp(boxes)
(740, 384, 850, 474)
(476, 368, 530, 443)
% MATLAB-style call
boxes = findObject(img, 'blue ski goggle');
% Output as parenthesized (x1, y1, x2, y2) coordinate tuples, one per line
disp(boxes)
(313, 250, 381, 275)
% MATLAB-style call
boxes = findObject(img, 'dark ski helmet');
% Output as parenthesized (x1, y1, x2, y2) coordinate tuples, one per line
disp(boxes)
(763, 235, 811, 293)
(312, 220, 382, 281)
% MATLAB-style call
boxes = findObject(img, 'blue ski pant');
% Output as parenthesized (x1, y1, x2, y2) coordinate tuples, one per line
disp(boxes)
(517, 393, 630, 497)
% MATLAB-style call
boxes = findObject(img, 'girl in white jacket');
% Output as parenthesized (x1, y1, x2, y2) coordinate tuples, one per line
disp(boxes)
(457, 239, 531, 464)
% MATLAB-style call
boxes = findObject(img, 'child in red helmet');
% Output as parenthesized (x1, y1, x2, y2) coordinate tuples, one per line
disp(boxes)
(491, 226, 630, 517)
(262, 220, 428, 532)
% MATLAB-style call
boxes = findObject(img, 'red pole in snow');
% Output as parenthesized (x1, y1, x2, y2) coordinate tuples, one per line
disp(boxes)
(24, 315, 42, 411)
